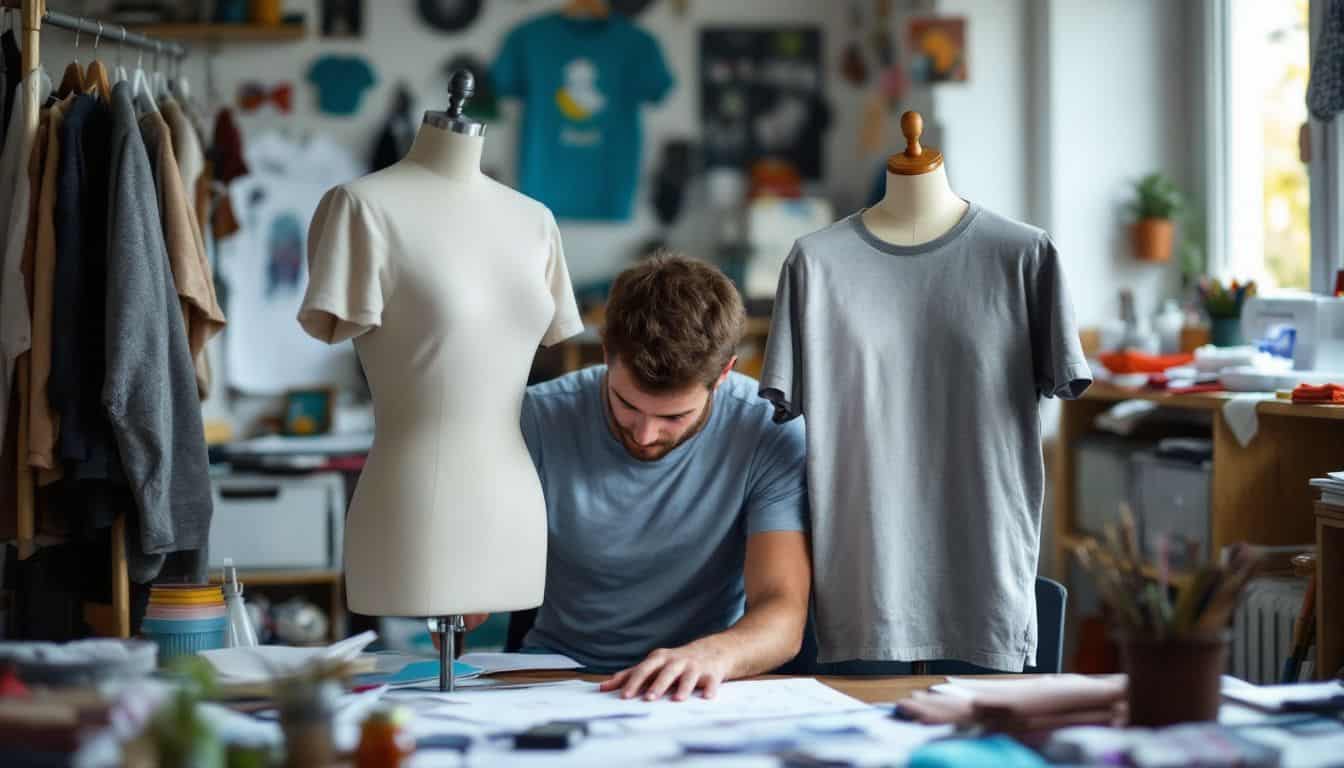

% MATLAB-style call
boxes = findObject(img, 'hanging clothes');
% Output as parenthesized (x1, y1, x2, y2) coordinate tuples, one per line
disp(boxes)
(0, 28, 20, 150)
(0, 68, 51, 448)
(369, 83, 415, 172)
(26, 95, 74, 479)
(105, 81, 213, 583)
(140, 103, 226, 401)
(50, 94, 118, 490)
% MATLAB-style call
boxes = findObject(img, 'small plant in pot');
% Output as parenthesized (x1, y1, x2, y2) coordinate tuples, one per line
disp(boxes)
(1129, 173, 1186, 262)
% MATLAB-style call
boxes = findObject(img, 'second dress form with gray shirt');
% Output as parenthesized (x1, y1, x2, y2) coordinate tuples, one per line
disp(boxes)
(761, 112, 1092, 671)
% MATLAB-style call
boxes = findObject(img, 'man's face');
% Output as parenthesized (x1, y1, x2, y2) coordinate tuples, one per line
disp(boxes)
(604, 357, 719, 462)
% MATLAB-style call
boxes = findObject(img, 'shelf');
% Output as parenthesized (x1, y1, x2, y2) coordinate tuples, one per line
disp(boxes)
(210, 568, 341, 586)
(1257, 400, 1344, 421)
(1083, 382, 1344, 421)
(127, 23, 306, 43)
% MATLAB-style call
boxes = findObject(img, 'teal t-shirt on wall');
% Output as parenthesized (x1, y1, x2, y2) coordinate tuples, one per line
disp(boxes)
(492, 13, 674, 221)
(307, 55, 377, 116)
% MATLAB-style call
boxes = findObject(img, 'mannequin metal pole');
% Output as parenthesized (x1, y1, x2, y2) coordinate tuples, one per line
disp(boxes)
(437, 614, 466, 692)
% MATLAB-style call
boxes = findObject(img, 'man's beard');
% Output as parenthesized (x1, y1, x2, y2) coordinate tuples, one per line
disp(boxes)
(605, 386, 714, 462)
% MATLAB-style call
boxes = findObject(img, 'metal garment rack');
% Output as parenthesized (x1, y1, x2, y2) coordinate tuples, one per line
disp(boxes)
(3, 0, 187, 61)
(5, 0, 189, 639)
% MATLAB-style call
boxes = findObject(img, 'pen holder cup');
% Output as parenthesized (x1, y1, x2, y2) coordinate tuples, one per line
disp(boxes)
(1120, 631, 1228, 726)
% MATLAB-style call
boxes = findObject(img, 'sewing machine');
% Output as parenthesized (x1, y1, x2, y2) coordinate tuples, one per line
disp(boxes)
(1240, 293, 1344, 372)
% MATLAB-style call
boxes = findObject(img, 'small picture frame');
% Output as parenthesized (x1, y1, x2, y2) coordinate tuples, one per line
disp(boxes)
(283, 388, 336, 436)
(320, 0, 363, 37)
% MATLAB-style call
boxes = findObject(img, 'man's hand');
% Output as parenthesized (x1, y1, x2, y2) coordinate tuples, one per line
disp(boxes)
(599, 644, 734, 701)
(429, 614, 490, 652)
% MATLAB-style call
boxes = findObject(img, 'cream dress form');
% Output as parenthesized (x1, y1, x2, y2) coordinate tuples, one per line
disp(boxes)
(861, 112, 969, 246)
(299, 121, 583, 616)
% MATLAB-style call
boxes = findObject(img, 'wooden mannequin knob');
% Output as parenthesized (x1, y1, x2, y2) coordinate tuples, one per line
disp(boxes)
(887, 110, 944, 176)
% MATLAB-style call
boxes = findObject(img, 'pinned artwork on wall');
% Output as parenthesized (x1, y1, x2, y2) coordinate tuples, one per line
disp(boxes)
(320, 0, 363, 37)
(700, 27, 829, 180)
(908, 16, 967, 83)
(237, 81, 294, 114)
(417, 0, 484, 32)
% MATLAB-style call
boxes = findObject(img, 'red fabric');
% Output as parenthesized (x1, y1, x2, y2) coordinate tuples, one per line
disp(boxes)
(1098, 351, 1194, 374)
(212, 108, 250, 183)
(1292, 383, 1344, 403)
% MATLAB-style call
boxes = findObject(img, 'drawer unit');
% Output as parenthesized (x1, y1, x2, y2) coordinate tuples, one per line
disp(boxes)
(208, 472, 345, 570)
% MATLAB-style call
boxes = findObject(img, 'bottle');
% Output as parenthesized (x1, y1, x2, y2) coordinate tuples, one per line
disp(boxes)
(355, 708, 415, 768)
(1154, 299, 1185, 355)
(223, 558, 258, 648)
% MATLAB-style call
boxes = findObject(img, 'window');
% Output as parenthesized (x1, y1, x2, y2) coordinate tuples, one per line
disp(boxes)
(1222, 0, 1312, 290)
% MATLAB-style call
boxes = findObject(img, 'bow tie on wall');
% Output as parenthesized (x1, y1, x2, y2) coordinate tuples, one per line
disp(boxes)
(238, 82, 294, 113)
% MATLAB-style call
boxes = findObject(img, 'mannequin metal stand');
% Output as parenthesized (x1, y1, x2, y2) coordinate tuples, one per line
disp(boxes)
(426, 70, 486, 694)
(436, 615, 467, 691)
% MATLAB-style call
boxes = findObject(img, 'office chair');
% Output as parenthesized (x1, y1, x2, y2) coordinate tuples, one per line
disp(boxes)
(779, 576, 1069, 675)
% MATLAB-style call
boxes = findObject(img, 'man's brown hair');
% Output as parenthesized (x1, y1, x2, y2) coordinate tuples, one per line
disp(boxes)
(602, 250, 746, 392)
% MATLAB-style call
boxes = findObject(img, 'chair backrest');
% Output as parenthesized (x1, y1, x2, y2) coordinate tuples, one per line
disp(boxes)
(779, 576, 1069, 675)
(1028, 576, 1068, 674)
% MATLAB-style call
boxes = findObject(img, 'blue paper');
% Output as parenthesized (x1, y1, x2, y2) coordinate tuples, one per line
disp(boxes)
(354, 659, 481, 687)
(909, 735, 1047, 768)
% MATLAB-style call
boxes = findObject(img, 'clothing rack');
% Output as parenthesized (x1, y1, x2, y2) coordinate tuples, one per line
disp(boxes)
(6, 0, 190, 639)
(3, 0, 188, 69)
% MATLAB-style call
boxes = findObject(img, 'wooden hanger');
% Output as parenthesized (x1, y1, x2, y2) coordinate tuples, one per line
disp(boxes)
(83, 22, 112, 100)
(57, 20, 85, 97)
(886, 111, 944, 176)
(563, 0, 610, 18)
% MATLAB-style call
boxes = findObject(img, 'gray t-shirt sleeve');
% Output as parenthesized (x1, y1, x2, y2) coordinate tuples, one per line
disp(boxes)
(1029, 237, 1092, 399)
(759, 245, 804, 423)
(744, 417, 808, 536)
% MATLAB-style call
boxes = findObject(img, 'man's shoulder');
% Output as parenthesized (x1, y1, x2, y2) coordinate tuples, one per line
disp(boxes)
(715, 372, 788, 429)
(525, 366, 602, 415)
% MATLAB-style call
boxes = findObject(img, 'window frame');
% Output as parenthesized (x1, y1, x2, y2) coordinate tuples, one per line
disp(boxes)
(1202, 0, 1338, 292)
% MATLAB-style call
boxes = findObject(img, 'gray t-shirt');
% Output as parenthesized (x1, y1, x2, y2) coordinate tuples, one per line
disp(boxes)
(521, 366, 808, 671)
(760, 204, 1090, 671)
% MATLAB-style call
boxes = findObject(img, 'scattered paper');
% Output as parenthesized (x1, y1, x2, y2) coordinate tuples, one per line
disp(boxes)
(933, 674, 1126, 701)
(201, 630, 377, 684)
(1220, 680, 1344, 711)
(457, 651, 583, 675)
(391, 677, 870, 733)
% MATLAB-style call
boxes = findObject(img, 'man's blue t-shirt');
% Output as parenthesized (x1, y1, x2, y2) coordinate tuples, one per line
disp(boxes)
(520, 366, 807, 671)
(492, 13, 673, 221)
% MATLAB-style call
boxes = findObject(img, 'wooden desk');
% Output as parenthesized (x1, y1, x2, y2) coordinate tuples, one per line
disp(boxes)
(1317, 501, 1344, 679)
(1054, 383, 1344, 590)
(490, 670, 953, 704)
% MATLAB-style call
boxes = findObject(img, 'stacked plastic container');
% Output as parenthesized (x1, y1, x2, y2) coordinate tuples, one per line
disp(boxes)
(141, 584, 228, 662)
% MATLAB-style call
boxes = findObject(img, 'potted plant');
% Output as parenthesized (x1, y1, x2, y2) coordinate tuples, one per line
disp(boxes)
(1198, 277, 1257, 347)
(1129, 173, 1186, 262)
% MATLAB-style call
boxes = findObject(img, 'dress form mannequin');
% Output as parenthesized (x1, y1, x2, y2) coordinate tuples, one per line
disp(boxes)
(861, 111, 970, 246)
(299, 72, 583, 689)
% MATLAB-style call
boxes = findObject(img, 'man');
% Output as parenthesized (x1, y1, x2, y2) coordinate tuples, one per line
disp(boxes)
(447, 252, 810, 702)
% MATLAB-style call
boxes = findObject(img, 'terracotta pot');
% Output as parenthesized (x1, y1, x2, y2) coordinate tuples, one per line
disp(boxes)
(1132, 218, 1175, 263)
(1119, 632, 1228, 726)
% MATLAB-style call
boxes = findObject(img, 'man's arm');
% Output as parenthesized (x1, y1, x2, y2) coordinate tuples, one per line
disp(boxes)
(599, 529, 811, 701)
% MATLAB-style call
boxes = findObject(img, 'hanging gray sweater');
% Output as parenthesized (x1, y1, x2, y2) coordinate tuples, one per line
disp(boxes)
(104, 82, 213, 583)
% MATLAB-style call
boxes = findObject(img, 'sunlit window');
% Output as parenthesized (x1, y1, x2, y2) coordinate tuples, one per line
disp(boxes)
(1226, 0, 1311, 289)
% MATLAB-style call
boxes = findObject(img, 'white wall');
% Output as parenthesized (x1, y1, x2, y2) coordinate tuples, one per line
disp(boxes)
(933, 0, 1033, 223)
(1040, 0, 1197, 328)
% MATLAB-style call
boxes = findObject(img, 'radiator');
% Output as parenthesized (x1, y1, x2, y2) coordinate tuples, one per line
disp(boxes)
(1230, 577, 1309, 684)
